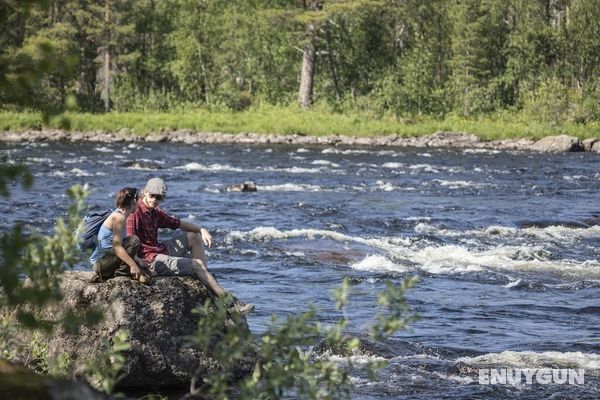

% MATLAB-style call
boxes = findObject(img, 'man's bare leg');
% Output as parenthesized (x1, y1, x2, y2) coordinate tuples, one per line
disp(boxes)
(187, 232, 254, 314)
(187, 232, 226, 296)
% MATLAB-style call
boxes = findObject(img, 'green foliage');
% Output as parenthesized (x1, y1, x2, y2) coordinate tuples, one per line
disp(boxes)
(111, 78, 198, 112)
(24, 332, 50, 374)
(0, 177, 108, 385)
(0, 314, 72, 376)
(0, 178, 104, 350)
(564, 0, 600, 95)
(521, 77, 573, 125)
(187, 294, 254, 399)
(0, 317, 16, 360)
(5, 106, 600, 140)
(189, 276, 418, 399)
(48, 352, 73, 377)
(85, 329, 132, 395)
(0, 184, 85, 310)
(503, 1, 556, 103)
(0, 3, 133, 398)
(0, 164, 33, 197)
(137, 395, 168, 400)
(2, 0, 600, 124)
(371, 277, 419, 341)
(449, 0, 511, 115)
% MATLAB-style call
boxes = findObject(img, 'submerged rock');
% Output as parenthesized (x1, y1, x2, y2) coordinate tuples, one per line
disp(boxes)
(226, 181, 257, 192)
(11, 272, 256, 391)
(121, 160, 163, 170)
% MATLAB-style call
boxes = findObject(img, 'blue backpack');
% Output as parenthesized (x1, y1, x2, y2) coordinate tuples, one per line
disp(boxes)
(76, 209, 112, 251)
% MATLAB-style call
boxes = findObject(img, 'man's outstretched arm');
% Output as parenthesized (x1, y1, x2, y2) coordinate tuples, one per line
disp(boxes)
(179, 220, 213, 248)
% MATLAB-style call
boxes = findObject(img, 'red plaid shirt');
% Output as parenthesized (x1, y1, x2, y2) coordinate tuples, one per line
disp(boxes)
(126, 199, 181, 263)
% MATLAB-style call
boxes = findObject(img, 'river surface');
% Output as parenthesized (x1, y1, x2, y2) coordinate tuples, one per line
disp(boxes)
(2, 141, 600, 399)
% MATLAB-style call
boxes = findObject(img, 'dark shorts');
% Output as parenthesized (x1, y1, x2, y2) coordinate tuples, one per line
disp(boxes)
(92, 235, 141, 279)
(151, 232, 195, 276)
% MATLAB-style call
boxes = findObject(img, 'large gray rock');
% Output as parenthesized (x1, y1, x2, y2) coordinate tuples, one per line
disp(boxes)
(590, 140, 600, 153)
(582, 138, 598, 152)
(531, 135, 583, 152)
(14, 272, 255, 391)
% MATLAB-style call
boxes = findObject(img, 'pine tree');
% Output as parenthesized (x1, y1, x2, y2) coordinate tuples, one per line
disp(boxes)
(449, 0, 511, 115)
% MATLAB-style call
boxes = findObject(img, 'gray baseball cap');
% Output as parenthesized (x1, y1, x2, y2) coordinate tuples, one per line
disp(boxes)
(145, 177, 167, 196)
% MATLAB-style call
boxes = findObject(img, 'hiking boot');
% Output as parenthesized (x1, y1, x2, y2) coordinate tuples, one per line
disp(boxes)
(231, 301, 255, 315)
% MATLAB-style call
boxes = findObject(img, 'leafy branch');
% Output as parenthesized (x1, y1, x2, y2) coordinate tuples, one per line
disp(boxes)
(188, 275, 418, 399)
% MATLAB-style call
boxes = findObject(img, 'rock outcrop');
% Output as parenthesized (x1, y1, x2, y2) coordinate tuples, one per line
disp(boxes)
(12, 272, 256, 391)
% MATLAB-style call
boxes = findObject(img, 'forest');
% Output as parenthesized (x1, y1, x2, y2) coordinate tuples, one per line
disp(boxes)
(1, 0, 599, 127)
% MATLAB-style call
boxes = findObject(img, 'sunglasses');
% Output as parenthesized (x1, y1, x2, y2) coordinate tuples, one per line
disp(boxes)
(150, 193, 165, 201)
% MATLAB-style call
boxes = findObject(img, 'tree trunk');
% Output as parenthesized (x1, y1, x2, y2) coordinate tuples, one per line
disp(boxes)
(197, 47, 210, 105)
(298, 24, 317, 109)
(325, 25, 340, 101)
(51, 1, 59, 24)
(102, 0, 111, 113)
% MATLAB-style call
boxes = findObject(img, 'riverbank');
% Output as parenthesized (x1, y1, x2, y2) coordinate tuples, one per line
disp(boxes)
(2, 109, 600, 152)
(1, 128, 598, 153)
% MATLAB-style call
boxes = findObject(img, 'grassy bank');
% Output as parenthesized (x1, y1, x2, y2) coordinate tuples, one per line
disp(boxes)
(1, 107, 599, 141)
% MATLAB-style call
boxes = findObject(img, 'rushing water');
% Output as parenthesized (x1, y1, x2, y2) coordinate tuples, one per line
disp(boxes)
(2, 140, 600, 399)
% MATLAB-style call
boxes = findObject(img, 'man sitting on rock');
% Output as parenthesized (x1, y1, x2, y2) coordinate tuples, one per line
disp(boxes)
(126, 177, 254, 315)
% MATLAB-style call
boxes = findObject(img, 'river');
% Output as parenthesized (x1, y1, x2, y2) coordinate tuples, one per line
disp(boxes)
(2, 140, 600, 399)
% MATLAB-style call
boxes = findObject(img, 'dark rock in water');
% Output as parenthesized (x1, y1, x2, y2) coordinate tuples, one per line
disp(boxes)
(450, 361, 480, 375)
(226, 181, 257, 192)
(11, 272, 256, 391)
(122, 160, 162, 170)
(0, 360, 110, 399)
(531, 135, 583, 152)
(518, 219, 591, 229)
(582, 213, 600, 226)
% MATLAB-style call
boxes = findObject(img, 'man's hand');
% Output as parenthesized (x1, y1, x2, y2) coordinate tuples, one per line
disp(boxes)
(135, 257, 156, 276)
(200, 228, 213, 248)
(130, 263, 143, 279)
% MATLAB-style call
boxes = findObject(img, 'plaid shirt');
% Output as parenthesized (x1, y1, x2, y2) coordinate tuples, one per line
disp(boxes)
(126, 199, 181, 263)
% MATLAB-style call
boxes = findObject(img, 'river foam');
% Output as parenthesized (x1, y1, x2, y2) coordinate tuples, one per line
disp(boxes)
(258, 183, 326, 192)
(456, 351, 600, 371)
(175, 162, 244, 172)
(227, 225, 600, 281)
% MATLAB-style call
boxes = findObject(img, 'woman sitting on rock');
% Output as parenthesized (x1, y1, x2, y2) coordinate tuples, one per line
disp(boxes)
(90, 187, 151, 284)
